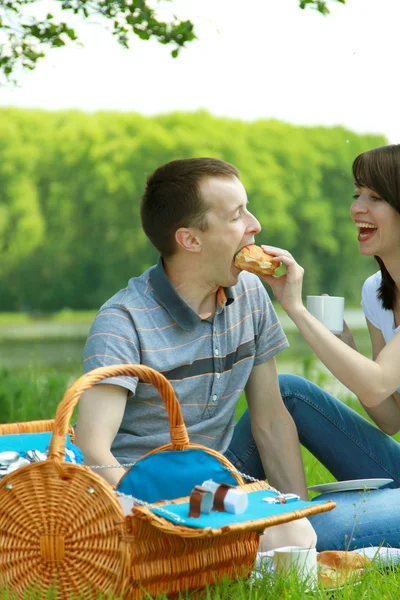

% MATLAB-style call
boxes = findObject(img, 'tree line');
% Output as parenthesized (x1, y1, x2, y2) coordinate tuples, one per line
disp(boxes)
(0, 108, 384, 313)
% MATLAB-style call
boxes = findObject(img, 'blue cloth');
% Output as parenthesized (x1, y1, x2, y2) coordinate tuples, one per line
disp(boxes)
(225, 374, 400, 550)
(151, 489, 328, 529)
(0, 432, 84, 464)
(116, 448, 238, 503)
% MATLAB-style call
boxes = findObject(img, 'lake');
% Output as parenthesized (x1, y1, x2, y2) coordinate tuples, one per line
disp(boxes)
(0, 308, 370, 402)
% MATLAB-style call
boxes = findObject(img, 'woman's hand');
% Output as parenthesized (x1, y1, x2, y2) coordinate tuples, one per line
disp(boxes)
(335, 321, 358, 351)
(259, 245, 305, 315)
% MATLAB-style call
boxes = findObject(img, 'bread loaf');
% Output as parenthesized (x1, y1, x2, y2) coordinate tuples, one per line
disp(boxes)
(234, 245, 279, 276)
(318, 551, 370, 588)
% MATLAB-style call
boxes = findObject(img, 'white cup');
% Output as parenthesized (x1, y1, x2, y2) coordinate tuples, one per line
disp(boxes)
(306, 295, 345, 334)
(273, 546, 318, 590)
(115, 492, 135, 516)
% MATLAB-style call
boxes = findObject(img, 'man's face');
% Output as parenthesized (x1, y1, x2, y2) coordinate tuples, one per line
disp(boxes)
(196, 176, 261, 287)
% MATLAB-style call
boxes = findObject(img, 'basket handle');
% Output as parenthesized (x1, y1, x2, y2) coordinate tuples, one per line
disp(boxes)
(47, 364, 190, 474)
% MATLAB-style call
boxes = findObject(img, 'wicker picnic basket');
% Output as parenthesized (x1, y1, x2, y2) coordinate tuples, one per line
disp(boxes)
(0, 364, 336, 599)
(0, 418, 75, 441)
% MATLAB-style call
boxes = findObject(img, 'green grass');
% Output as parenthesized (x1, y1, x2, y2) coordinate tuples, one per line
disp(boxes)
(0, 310, 96, 326)
(0, 562, 398, 599)
(0, 366, 80, 422)
(1, 363, 400, 598)
(0, 312, 32, 326)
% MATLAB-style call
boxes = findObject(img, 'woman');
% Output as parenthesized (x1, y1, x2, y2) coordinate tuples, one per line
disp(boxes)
(262, 144, 400, 551)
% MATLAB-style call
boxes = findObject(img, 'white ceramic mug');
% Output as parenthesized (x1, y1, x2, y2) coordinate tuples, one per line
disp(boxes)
(115, 492, 135, 516)
(306, 295, 345, 334)
(273, 546, 318, 590)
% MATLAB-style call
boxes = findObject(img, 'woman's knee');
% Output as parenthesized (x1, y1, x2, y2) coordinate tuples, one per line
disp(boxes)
(278, 373, 331, 411)
(278, 374, 313, 412)
(279, 374, 317, 398)
(259, 518, 317, 552)
(310, 489, 400, 551)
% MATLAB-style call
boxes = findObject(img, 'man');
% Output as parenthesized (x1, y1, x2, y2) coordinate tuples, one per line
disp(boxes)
(75, 157, 308, 503)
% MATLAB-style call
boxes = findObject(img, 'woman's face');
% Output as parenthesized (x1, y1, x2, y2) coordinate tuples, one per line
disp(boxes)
(350, 186, 400, 259)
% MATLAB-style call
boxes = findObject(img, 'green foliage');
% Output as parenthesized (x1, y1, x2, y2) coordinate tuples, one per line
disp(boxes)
(0, 0, 347, 81)
(0, 108, 386, 312)
(300, 0, 346, 15)
(0, 0, 196, 81)
(0, 117, 45, 280)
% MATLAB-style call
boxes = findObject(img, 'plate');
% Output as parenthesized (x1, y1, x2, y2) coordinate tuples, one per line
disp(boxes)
(307, 478, 393, 494)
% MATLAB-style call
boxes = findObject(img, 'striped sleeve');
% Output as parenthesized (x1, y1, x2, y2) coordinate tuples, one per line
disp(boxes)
(83, 306, 140, 394)
(253, 285, 289, 365)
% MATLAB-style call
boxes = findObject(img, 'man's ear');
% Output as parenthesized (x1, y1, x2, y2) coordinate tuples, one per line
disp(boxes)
(175, 228, 202, 253)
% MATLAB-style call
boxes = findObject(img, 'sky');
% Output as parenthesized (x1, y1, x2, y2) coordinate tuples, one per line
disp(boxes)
(1, 0, 399, 143)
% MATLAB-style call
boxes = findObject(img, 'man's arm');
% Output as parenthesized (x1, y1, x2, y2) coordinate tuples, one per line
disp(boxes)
(75, 383, 128, 486)
(245, 358, 308, 500)
(358, 320, 400, 435)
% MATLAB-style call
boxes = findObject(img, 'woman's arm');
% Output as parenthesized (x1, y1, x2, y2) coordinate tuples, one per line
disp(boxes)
(261, 245, 400, 408)
(358, 320, 400, 434)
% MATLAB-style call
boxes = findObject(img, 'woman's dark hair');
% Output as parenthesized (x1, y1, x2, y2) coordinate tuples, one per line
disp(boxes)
(352, 144, 400, 310)
(140, 158, 240, 257)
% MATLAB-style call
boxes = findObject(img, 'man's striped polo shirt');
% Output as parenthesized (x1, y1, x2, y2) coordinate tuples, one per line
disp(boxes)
(83, 258, 289, 463)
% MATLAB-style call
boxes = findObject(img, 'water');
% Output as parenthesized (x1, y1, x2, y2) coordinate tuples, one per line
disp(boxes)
(277, 308, 368, 331)
(0, 309, 370, 400)
(0, 337, 85, 371)
(0, 322, 88, 371)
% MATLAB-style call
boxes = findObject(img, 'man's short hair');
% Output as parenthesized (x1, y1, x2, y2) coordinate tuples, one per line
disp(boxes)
(140, 157, 240, 257)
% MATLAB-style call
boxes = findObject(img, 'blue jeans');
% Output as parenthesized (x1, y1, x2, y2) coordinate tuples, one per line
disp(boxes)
(225, 373, 400, 551)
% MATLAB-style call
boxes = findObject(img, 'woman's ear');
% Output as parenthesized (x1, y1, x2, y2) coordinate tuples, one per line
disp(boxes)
(175, 228, 202, 253)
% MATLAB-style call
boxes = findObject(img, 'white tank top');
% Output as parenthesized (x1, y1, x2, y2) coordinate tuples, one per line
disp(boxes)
(361, 271, 400, 393)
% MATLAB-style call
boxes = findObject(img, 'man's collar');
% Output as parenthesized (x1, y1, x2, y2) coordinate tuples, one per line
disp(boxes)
(149, 258, 234, 331)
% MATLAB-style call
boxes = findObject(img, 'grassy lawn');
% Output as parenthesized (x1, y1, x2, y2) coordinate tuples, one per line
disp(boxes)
(0, 310, 96, 326)
(1, 366, 399, 598)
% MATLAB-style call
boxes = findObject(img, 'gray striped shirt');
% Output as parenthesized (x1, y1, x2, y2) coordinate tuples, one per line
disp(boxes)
(83, 259, 289, 462)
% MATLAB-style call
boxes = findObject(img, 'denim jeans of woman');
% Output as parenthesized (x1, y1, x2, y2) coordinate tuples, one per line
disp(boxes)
(225, 374, 400, 551)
